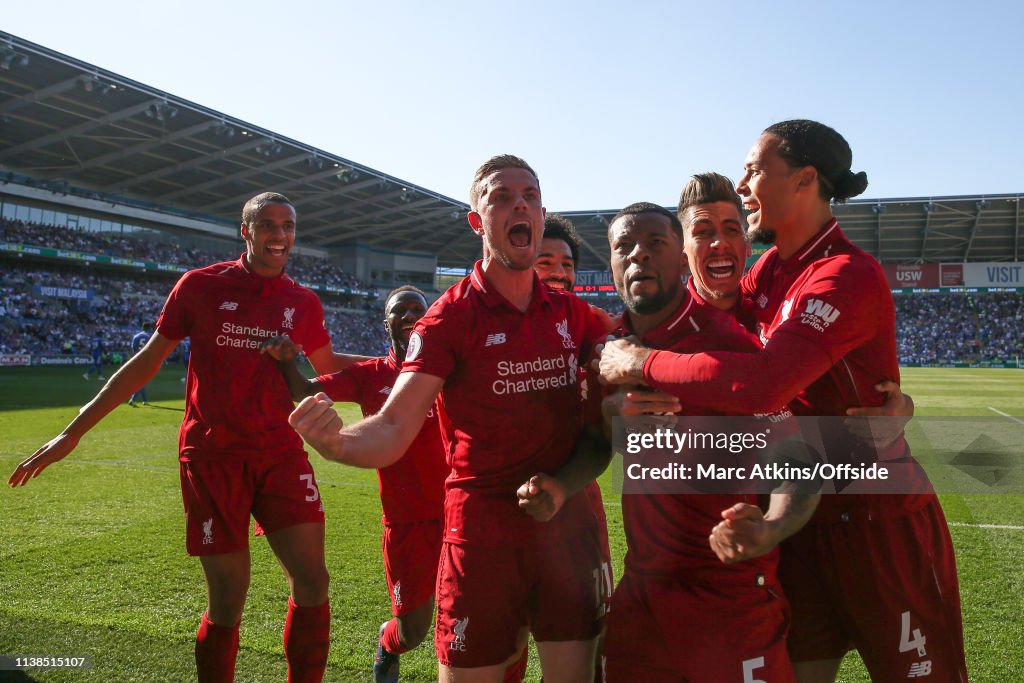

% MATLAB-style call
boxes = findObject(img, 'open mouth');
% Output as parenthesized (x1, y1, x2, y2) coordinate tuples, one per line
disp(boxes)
(508, 222, 532, 248)
(705, 258, 737, 281)
(266, 244, 287, 257)
(627, 271, 656, 289)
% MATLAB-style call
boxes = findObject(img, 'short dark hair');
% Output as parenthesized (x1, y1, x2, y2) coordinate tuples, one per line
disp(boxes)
(609, 202, 683, 238)
(142, 322, 153, 332)
(677, 172, 743, 227)
(469, 155, 539, 210)
(542, 214, 581, 267)
(241, 192, 294, 224)
(384, 285, 427, 308)
(763, 120, 868, 203)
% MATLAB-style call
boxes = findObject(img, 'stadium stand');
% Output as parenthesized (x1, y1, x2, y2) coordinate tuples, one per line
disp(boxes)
(1, 30, 1020, 370)
(1, 217, 368, 291)
(895, 293, 1024, 365)
(1, 221, 389, 359)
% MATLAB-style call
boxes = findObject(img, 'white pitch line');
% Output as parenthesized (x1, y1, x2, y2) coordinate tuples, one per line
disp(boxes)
(948, 521, 1024, 531)
(987, 406, 1024, 425)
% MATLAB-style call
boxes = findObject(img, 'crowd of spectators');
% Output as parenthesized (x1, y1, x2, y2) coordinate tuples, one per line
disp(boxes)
(0, 261, 389, 359)
(895, 293, 1024, 364)
(1, 218, 367, 291)
(4, 214, 1023, 365)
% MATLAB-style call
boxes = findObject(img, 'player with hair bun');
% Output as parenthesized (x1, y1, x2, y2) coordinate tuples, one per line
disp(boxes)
(598, 121, 967, 683)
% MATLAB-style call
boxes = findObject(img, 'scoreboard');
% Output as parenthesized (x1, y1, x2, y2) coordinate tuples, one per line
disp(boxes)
(573, 270, 617, 296)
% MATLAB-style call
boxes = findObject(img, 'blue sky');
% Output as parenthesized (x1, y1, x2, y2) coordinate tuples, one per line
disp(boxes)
(4, 0, 1021, 212)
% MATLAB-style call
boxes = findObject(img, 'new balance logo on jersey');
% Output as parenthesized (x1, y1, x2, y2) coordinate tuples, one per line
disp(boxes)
(393, 582, 402, 607)
(219, 301, 239, 311)
(484, 333, 506, 347)
(757, 293, 768, 309)
(801, 298, 841, 332)
(556, 318, 575, 349)
(449, 617, 469, 652)
(282, 307, 296, 329)
(379, 386, 392, 395)
(906, 661, 932, 678)
(202, 518, 214, 545)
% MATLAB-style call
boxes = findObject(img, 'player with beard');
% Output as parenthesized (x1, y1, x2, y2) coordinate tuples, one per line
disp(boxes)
(598, 123, 966, 682)
(289, 155, 609, 682)
(534, 214, 579, 292)
(521, 200, 816, 682)
(10, 193, 351, 683)
(263, 286, 445, 683)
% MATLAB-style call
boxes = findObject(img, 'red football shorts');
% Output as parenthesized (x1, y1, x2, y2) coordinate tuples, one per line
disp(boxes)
(382, 518, 443, 617)
(180, 450, 325, 556)
(434, 532, 604, 668)
(781, 496, 967, 682)
(603, 570, 794, 683)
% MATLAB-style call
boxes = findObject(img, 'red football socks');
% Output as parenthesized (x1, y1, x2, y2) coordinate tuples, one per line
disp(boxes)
(195, 612, 239, 683)
(380, 617, 413, 655)
(283, 598, 331, 683)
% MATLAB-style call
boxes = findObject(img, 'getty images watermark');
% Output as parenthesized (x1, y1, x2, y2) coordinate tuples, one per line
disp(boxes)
(611, 416, 1024, 495)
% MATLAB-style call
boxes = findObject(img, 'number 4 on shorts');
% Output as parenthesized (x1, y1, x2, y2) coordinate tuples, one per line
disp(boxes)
(899, 610, 928, 658)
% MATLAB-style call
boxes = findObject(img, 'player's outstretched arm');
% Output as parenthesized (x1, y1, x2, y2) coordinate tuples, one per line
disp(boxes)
(708, 492, 820, 564)
(605, 332, 835, 414)
(8, 332, 179, 487)
(290, 371, 443, 469)
(261, 336, 319, 401)
(518, 424, 611, 523)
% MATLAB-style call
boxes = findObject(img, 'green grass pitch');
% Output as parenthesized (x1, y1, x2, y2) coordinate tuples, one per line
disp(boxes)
(1, 366, 1022, 681)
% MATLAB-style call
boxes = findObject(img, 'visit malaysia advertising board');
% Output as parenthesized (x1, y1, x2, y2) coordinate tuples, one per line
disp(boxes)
(882, 263, 1024, 290)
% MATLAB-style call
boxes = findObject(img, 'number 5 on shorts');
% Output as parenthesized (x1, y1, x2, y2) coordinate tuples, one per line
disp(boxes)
(742, 656, 766, 683)
(300, 473, 320, 502)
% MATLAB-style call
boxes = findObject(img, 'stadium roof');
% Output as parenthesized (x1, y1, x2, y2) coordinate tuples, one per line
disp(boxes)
(0, 32, 476, 266)
(561, 193, 1023, 269)
(1, 31, 1021, 271)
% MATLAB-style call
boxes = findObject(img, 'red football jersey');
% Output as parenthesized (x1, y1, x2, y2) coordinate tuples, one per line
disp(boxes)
(617, 281, 780, 579)
(644, 221, 932, 517)
(402, 261, 608, 546)
(742, 219, 932, 517)
(157, 255, 330, 459)
(316, 351, 447, 525)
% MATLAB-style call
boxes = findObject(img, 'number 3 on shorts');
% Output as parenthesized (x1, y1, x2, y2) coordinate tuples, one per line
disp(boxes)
(300, 473, 321, 502)
(742, 656, 766, 683)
